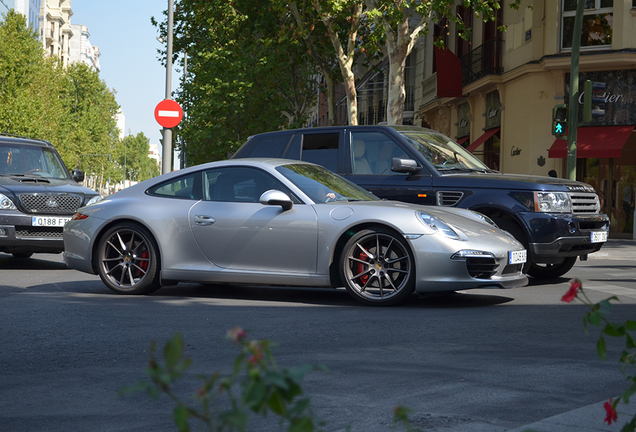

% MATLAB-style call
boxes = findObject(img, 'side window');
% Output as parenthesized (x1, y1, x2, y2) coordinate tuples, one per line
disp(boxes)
(204, 166, 300, 203)
(247, 137, 288, 158)
(148, 172, 202, 200)
(300, 133, 339, 172)
(350, 132, 409, 175)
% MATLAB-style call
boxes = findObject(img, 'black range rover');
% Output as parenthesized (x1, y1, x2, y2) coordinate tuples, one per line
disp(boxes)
(0, 135, 100, 258)
(232, 125, 610, 279)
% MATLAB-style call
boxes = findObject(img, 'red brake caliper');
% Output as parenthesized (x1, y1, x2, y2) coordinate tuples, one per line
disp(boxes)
(138, 251, 149, 272)
(357, 252, 369, 284)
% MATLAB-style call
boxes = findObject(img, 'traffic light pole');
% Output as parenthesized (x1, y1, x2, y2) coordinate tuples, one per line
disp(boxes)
(566, 0, 585, 181)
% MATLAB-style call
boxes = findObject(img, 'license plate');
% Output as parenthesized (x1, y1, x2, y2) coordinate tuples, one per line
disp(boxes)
(509, 250, 527, 265)
(591, 231, 608, 243)
(32, 216, 72, 227)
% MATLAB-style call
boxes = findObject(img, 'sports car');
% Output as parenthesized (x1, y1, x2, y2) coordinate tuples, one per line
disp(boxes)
(63, 159, 528, 306)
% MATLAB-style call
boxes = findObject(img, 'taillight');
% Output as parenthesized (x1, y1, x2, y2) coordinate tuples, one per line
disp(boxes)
(71, 213, 88, 221)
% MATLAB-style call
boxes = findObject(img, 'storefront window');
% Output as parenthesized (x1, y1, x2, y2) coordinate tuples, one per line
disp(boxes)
(561, 0, 612, 49)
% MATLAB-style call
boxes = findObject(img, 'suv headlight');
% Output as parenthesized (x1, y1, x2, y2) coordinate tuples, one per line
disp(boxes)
(417, 211, 459, 239)
(85, 195, 102, 206)
(0, 193, 17, 210)
(534, 191, 571, 213)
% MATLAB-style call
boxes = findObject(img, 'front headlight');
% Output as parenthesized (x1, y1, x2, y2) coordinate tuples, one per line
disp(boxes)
(471, 210, 498, 227)
(534, 191, 571, 213)
(417, 211, 459, 239)
(85, 195, 103, 206)
(0, 193, 17, 210)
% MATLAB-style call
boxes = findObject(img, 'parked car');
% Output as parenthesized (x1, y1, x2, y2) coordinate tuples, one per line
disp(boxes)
(232, 125, 610, 279)
(63, 159, 527, 306)
(0, 134, 101, 258)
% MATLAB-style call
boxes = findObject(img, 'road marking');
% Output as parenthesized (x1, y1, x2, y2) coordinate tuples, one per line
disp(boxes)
(583, 283, 636, 299)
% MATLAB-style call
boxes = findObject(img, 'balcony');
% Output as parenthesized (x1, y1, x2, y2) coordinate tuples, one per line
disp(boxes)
(460, 39, 503, 86)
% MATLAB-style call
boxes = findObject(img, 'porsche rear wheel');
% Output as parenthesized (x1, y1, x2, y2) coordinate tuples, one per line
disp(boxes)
(97, 222, 160, 294)
(340, 228, 415, 306)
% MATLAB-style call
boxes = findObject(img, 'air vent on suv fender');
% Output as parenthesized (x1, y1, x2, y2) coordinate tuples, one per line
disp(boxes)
(437, 191, 464, 206)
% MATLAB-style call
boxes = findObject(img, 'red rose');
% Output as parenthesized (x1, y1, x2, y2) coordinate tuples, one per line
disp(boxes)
(561, 279, 582, 303)
(604, 399, 618, 425)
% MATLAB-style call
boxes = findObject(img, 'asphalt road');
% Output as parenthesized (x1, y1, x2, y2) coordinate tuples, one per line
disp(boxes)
(1, 242, 635, 432)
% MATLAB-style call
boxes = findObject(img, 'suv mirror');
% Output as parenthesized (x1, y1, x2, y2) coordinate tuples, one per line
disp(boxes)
(259, 190, 293, 211)
(392, 158, 421, 175)
(71, 169, 85, 182)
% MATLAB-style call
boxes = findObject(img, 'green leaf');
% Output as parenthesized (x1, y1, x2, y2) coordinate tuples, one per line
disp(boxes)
(289, 417, 314, 432)
(603, 323, 625, 337)
(586, 311, 602, 327)
(597, 336, 607, 360)
(625, 320, 636, 331)
(173, 405, 190, 432)
(267, 390, 287, 415)
(621, 382, 636, 404)
(164, 333, 184, 370)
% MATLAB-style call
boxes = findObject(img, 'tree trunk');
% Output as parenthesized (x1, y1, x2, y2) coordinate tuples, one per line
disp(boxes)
(324, 73, 337, 125)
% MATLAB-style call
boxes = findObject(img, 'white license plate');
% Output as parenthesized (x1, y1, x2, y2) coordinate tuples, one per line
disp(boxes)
(591, 231, 608, 243)
(32, 216, 72, 227)
(509, 250, 527, 265)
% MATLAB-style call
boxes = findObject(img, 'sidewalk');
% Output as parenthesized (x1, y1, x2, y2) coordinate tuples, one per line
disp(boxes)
(509, 238, 636, 432)
(587, 239, 636, 260)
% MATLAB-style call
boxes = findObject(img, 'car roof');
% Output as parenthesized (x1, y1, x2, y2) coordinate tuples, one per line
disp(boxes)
(0, 134, 56, 149)
(245, 125, 437, 140)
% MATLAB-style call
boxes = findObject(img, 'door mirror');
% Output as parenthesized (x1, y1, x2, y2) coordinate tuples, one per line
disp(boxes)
(71, 169, 85, 182)
(391, 158, 421, 174)
(260, 190, 293, 211)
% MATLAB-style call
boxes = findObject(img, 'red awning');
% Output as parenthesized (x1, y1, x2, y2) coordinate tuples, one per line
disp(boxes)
(435, 46, 463, 98)
(548, 126, 635, 158)
(456, 136, 469, 145)
(466, 127, 500, 153)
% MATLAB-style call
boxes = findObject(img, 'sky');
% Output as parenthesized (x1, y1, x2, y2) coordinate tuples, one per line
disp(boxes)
(71, 0, 184, 155)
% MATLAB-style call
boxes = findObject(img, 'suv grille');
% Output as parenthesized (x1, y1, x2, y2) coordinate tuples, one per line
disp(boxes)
(18, 194, 83, 215)
(437, 191, 464, 206)
(569, 192, 600, 214)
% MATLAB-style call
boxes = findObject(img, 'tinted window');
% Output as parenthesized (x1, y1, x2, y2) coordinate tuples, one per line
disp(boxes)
(350, 132, 409, 175)
(300, 133, 339, 172)
(0, 144, 69, 179)
(247, 137, 288, 158)
(204, 166, 298, 203)
(148, 173, 202, 200)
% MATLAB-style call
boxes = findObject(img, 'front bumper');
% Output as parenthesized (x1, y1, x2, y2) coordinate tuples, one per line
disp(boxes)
(0, 213, 66, 254)
(518, 212, 610, 262)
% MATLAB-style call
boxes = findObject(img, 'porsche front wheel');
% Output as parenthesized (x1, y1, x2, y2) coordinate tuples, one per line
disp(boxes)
(340, 228, 415, 306)
(97, 223, 160, 294)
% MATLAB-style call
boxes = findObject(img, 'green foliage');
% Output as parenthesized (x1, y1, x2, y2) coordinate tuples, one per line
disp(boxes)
(115, 133, 160, 182)
(122, 329, 326, 432)
(0, 10, 124, 179)
(154, 1, 316, 166)
(564, 279, 636, 431)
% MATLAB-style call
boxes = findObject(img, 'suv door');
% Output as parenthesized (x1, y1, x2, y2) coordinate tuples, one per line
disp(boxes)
(342, 129, 435, 204)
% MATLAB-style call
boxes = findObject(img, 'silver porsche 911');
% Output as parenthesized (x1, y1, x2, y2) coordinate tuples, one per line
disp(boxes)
(63, 159, 527, 306)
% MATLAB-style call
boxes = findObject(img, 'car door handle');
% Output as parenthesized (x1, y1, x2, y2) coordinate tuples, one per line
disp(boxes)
(194, 215, 215, 226)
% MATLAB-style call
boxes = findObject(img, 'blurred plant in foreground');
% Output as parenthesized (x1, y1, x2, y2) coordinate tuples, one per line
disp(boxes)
(562, 279, 636, 431)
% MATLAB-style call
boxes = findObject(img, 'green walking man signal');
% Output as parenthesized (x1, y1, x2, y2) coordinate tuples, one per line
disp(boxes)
(552, 104, 568, 137)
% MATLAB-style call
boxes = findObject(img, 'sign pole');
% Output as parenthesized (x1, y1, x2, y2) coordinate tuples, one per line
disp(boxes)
(566, 0, 584, 181)
(162, 0, 174, 175)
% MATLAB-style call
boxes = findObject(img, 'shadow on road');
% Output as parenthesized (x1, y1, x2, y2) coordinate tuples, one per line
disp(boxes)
(0, 253, 69, 271)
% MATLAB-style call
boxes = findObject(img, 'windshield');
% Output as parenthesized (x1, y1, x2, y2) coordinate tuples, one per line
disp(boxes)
(400, 131, 492, 172)
(276, 163, 377, 203)
(0, 144, 70, 179)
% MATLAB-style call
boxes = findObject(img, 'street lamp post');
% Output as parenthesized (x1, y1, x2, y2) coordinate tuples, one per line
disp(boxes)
(162, 0, 174, 175)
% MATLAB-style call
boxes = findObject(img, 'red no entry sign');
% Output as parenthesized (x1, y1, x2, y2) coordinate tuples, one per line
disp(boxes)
(154, 99, 183, 128)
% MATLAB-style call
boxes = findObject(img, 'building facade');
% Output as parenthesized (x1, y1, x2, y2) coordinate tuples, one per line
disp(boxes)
(417, 0, 636, 238)
(39, 0, 73, 67)
(69, 24, 100, 72)
(1, 0, 41, 31)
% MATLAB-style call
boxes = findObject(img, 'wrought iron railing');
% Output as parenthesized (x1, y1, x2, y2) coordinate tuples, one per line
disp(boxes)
(460, 39, 503, 86)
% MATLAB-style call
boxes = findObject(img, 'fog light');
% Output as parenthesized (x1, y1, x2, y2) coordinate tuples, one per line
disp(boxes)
(568, 222, 577, 234)
(0, 228, 6, 236)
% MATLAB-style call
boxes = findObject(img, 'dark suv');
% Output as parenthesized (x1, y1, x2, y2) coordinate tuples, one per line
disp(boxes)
(0, 135, 100, 258)
(233, 125, 610, 279)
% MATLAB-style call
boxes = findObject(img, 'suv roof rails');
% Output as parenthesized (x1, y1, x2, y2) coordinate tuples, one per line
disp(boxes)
(0, 134, 53, 146)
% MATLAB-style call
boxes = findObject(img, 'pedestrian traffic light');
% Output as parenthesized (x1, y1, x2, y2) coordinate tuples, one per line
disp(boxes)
(552, 104, 568, 137)
(583, 80, 606, 123)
